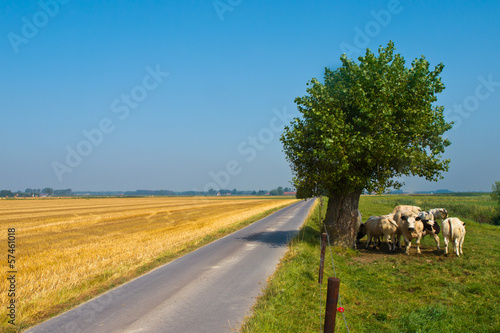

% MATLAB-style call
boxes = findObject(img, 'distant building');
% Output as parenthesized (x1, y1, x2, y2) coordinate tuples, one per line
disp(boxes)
(283, 192, 297, 196)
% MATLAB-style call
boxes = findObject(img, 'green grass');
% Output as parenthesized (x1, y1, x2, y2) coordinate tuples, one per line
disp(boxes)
(241, 195, 500, 333)
(376, 193, 500, 225)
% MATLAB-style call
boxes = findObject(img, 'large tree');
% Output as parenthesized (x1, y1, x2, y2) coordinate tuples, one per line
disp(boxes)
(281, 42, 452, 247)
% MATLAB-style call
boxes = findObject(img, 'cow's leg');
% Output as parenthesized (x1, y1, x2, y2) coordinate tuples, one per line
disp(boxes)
(365, 231, 372, 249)
(459, 235, 464, 256)
(443, 236, 449, 256)
(390, 234, 397, 252)
(454, 238, 460, 257)
(404, 237, 411, 255)
(405, 242, 411, 255)
(431, 233, 440, 250)
(384, 233, 392, 252)
(395, 232, 401, 249)
(416, 235, 422, 254)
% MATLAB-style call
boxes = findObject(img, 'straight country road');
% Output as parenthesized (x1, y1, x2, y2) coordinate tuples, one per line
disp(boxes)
(26, 199, 316, 333)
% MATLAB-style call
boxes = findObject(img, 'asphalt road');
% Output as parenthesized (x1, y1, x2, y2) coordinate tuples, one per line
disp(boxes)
(26, 199, 316, 333)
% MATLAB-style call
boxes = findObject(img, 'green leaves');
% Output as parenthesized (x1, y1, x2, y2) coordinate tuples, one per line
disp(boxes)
(491, 181, 500, 205)
(280, 41, 452, 197)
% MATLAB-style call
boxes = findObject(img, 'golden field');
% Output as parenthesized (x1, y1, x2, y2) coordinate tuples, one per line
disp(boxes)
(0, 196, 298, 331)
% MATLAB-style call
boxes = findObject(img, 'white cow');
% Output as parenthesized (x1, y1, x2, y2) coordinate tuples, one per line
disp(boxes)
(363, 215, 399, 251)
(394, 210, 439, 255)
(392, 205, 422, 215)
(418, 208, 448, 223)
(356, 213, 394, 248)
(414, 216, 441, 251)
(442, 218, 466, 257)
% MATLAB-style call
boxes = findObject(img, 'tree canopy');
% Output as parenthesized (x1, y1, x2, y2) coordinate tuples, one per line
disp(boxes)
(281, 41, 452, 198)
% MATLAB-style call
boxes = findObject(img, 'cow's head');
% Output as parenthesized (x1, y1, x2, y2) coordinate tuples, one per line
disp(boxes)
(401, 214, 416, 232)
(356, 223, 366, 240)
(422, 220, 440, 234)
(416, 211, 431, 222)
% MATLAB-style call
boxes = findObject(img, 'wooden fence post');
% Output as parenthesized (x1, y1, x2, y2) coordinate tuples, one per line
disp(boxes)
(323, 277, 340, 333)
(318, 233, 327, 284)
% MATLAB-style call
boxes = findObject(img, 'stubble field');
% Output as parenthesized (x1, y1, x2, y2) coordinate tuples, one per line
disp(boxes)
(0, 196, 298, 332)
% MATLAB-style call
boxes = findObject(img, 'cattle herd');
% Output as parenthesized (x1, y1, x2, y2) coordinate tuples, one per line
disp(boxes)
(356, 205, 467, 257)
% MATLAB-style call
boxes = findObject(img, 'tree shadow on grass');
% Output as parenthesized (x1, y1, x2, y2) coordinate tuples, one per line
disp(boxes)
(356, 241, 400, 255)
(356, 239, 446, 258)
(295, 225, 322, 246)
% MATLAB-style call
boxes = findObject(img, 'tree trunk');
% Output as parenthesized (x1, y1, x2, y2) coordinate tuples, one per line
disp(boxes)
(324, 191, 362, 248)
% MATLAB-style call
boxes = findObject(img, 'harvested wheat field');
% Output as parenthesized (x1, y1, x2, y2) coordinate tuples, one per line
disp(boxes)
(0, 196, 298, 331)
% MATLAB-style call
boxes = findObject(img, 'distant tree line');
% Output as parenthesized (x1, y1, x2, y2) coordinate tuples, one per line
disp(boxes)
(268, 187, 293, 196)
(0, 187, 296, 198)
(206, 188, 264, 196)
(0, 188, 72, 197)
(124, 190, 175, 196)
(204, 187, 294, 196)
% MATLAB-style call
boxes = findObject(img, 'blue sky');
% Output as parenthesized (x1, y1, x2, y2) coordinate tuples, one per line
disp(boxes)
(1, 0, 499, 192)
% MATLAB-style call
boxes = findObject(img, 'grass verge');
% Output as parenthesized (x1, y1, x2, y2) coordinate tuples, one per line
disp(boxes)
(241, 195, 500, 333)
(375, 193, 500, 225)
